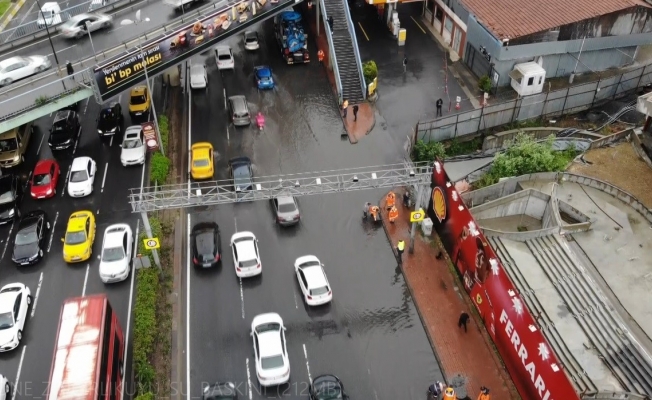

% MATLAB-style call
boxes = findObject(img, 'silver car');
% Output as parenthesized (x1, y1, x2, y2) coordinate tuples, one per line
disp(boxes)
(190, 63, 207, 89)
(0, 56, 51, 86)
(271, 196, 300, 226)
(60, 13, 113, 39)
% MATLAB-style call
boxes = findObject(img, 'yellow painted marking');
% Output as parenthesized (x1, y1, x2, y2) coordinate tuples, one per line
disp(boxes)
(410, 16, 426, 34)
(358, 22, 370, 41)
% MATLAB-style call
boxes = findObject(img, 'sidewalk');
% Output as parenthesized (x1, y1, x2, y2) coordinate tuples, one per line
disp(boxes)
(379, 191, 520, 400)
(0, 0, 27, 31)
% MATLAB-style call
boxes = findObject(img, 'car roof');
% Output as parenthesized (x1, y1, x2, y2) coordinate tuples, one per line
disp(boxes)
(193, 147, 211, 159)
(258, 331, 283, 357)
(34, 159, 54, 174)
(69, 13, 92, 21)
(130, 86, 147, 95)
(276, 196, 295, 205)
(71, 157, 91, 170)
(0, 290, 18, 313)
(190, 64, 205, 72)
(0, 57, 24, 68)
(302, 265, 328, 289)
(53, 110, 71, 121)
(19, 211, 43, 228)
(124, 125, 140, 135)
(233, 238, 256, 259)
(104, 224, 129, 247)
(67, 211, 91, 230)
(216, 45, 231, 52)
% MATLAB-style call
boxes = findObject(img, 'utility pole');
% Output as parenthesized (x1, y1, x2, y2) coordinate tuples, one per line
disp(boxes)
(140, 212, 161, 269)
(316, 0, 320, 36)
(409, 184, 424, 254)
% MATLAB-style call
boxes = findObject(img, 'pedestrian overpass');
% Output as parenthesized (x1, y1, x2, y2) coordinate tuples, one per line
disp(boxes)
(0, 0, 302, 133)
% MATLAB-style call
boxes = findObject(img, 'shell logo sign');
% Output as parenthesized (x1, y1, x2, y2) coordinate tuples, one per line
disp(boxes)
(432, 187, 446, 222)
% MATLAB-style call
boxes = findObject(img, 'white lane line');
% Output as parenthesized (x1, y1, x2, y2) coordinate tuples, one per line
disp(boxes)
(47, 44, 77, 58)
(120, 220, 138, 400)
(223, 88, 227, 109)
(140, 157, 146, 193)
(303, 344, 312, 383)
(101, 162, 109, 193)
(234, 217, 238, 233)
(239, 278, 245, 319)
(17, 1, 37, 25)
(109, 135, 114, 147)
(61, 165, 71, 197)
(11, 345, 26, 400)
(186, 213, 191, 400)
(245, 358, 253, 400)
(1, 222, 14, 260)
(226, 125, 229, 142)
(293, 292, 298, 309)
(82, 264, 89, 296)
(72, 127, 81, 155)
(47, 211, 59, 252)
(187, 67, 192, 197)
(83, 97, 90, 114)
(31, 272, 43, 318)
(36, 134, 44, 156)
(96, 209, 100, 215)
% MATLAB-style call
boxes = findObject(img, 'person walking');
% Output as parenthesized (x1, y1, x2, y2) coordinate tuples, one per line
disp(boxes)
(428, 381, 444, 399)
(477, 387, 490, 400)
(396, 240, 405, 264)
(66, 61, 74, 82)
(363, 202, 371, 219)
(342, 99, 349, 119)
(402, 56, 408, 73)
(402, 189, 411, 207)
(327, 16, 333, 33)
(317, 49, 324, 64)
(352, 104, 359, 121)
(458, 312, 470, 333)
(436, 98, 443, 117)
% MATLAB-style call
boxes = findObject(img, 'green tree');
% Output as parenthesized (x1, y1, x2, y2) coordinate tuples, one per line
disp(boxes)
(362, 60, 378, 85)
(412, 140, 445, 163)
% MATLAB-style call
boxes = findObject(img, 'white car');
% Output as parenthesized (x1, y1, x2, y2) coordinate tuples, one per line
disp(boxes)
(0, 374, 9, 395)
(244, 31, 259, 50)
(230, 231, 261, 278)
(190, 63, 208, 89)
(294, 255, 332, 306)
(250, 313, 290, 387)
(120, 126, 146, 166)
(0, 283, 31, 352)
(67, 156, 96, 198)
(0, 56, 51, 87)
(99, 224, 133, 283)
(215, 46, 234, 70)
(59, 13, 113, 39)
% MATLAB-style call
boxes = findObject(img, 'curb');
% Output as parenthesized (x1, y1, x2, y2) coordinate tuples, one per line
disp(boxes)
(344, 103, 376, 144)
(0, 0, 27, 32)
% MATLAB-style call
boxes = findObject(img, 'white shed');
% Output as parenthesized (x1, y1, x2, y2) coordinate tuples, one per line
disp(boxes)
(509, 61, 546, 96)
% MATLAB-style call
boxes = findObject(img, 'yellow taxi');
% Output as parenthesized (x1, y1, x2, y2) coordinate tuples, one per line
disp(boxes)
(128, 86, 151, 118)
(61, 210, 97, 263)
(190, 142, 214, 180)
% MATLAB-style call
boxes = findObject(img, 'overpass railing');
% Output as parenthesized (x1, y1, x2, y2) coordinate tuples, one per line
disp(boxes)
(319, 0, 343, 104)
(341, 0, 365, 100)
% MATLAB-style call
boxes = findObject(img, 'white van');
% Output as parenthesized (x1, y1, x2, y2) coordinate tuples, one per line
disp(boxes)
(37, 2, 63, 28)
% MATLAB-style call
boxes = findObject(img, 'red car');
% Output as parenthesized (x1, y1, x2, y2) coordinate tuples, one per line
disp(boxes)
(30, 159, 60, 199)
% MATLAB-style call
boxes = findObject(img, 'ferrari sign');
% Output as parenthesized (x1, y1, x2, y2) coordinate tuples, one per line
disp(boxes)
(141, 122, 159, 151)
(410, 211, 425, 223)
(143, 238, 160, 250)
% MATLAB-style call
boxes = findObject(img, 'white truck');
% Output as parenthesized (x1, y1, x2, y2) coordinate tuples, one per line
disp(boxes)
(162, 0, 207, 12)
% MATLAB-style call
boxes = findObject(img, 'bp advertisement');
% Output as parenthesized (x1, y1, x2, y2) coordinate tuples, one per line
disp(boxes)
(93, 0, 296, 100)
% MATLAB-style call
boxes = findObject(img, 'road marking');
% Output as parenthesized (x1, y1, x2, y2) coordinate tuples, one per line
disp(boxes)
(109, 135, 114, 147)
(47, 211, 58, 252)
(303, 344, 312, 383)
(36, 134, 44, 156)
(96, 209, 100, 215)
(293, 292, 298, 309)
(82, 264, 89, 296)
(410, 16, 426, 34)
(223, 88, 227, 109)
(83, 97, 90, 114)
(47, 44, 77, 58)
(246, 358, 253, 400)
(12, 345, 26, 400)
(72, 127, 81, 155)
(187, 68, 192, 195)
(31, 272, 43, 318)
(226, 125, 229, 142)
(186, 213, 191, 400)
(120, 220, 138, 400)
(17, 1, 37, 25)
(358, 22, 369, 41)
(1, 222, 14, 260)
(140, 157, 146, 193)
(61, 165, 71, 197)
(239, 278, 245, 319)
(101, 162, 108, 193)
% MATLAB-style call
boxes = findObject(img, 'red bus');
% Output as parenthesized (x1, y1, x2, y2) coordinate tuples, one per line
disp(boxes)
(47, 294, 125, 400)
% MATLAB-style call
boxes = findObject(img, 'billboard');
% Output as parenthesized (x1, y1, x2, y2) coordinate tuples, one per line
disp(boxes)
(92, 0, 298, 101)
(427, 161, 579, 400)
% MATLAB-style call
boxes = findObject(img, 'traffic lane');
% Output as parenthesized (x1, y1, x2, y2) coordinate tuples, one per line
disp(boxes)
(4, 0, 90, 31)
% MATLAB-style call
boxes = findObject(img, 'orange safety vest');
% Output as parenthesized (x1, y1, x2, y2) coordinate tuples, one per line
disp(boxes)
(389, 206, 398, 220)
(386, 191, 396, 207)
(318, 50, 324, 61)
(443, 387, 457, 400)
(477, 394, 490, 400)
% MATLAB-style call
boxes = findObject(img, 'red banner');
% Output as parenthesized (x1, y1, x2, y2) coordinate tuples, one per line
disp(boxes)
(427, 161, 579, 400)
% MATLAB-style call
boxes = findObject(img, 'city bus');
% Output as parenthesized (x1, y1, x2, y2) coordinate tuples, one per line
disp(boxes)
(47, 294, 125, 400)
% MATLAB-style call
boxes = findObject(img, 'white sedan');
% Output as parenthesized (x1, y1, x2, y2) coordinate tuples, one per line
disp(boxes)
(0, 374, 9, 396)
(0, 283, 31, 352)
(251, 313, 290, 387)
(67, 156, 96, 198)
(59, 13, 113, 39)
(215, 46, 234, 70)
(120, 126, 146, 166)
(294, 255, 332, 306)
(99, 224, 133, 283)
(0, 56, 51, 86)
(190, 64, 207, 89)
(231, 231, 261, 278)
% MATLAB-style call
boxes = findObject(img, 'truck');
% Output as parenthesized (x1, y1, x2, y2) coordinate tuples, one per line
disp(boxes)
(162, 0, 207, 13)
(274, 11, 310, 64)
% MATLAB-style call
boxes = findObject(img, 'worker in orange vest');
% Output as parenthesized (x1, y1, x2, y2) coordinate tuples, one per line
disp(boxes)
(477, 386, 490, 400)
(317, 49, 324, 64)
(386, 191, 396, 210)
(388, 205, 398, 223)
(443, 387, 457, 400)
(369, 205, 380, 221)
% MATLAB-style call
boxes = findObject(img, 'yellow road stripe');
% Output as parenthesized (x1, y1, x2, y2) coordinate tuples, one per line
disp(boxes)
(410, 16, 426, 34)
(357, 22, 370, 41)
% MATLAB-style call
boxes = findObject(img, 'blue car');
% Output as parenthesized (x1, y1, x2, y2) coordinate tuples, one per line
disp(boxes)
(254, 65, 275, 89)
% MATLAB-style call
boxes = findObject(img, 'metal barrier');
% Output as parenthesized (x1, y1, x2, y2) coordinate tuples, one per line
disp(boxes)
(319, 0, 342, 104)
(341, 0, 365, 100)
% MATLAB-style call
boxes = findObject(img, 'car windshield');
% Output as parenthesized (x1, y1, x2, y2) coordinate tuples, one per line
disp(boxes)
(278, 203, 296, 213)
(0, 312, 13, 330)
(310, 286, 329, 296)
(65, 230, 87, 245)
(261, 355, 284, 370)
(259, 75, 270, 81)
(0, 138, 18, 152)
(70, 170, 88, 183)
(123, 138, 141, 149)
(255, 322, 280, 333)
(15, 227, 37, 245)
(246, 36, 256, 42)
(33, 173, 51, 186)
(40, 10, 54, 18)
(0, 190, 13, 204)
(102, 246, 125, 262)
(218, 53, 231, 61)
(131, 95, 146, 105)
(314, 384, 341, 400)
(193, 159, 209, 167)
(301, 260, 320, 268)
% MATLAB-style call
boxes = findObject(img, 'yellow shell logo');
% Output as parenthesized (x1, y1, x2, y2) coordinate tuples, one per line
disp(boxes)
(476, 294, 483, 305)
(432, 187, 446, 223)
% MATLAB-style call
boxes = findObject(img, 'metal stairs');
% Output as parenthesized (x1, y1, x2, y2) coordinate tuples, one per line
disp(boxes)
(323, 0, 365, 104)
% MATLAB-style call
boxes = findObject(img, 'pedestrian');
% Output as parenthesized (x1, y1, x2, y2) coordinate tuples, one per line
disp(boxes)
(342, 99, 348, 119)
(352, 104, 359, 121)
(327, 16, 333, 33)
(402, 189, 411, 207)
(388, 205, 398, 223)
(436, 98, 443, 117)
(363, 202, 371, 219)
(396, 239, 405, 264)
(477, 387, 490, 400)
(436, 251, 443, 259)
(66, 61, 74, 82)
(317, 49, 324, 64)
(458, 312, 470, 333)
(385, 191, 396, 210)
(428, 381, 444, 399)
(402, 56, 408, 73)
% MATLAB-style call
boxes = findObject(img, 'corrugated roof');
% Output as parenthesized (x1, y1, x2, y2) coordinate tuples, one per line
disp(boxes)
(461, 0, 648, 39)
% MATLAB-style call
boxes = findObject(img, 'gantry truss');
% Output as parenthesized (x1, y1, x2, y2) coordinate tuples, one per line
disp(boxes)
(129, 161, 433, 212)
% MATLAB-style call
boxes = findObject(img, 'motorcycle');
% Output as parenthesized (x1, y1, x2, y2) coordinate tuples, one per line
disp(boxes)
(256, 112, 265, 130)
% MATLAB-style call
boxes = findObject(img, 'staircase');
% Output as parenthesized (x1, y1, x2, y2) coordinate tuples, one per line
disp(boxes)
(323, 0, 365, 104)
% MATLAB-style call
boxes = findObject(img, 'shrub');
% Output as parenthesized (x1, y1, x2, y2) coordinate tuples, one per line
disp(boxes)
(362, 60, 378, 85)
(150, 152, 170, 185)
(158, 115, 169, 150)
(478, 75, 492, 93)
(413, 140, 445, 163)
(134, 393, 154, 400)
(35, 96, 48, 106)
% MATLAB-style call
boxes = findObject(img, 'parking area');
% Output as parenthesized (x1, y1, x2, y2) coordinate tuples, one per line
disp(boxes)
(186, 17, 443, 400)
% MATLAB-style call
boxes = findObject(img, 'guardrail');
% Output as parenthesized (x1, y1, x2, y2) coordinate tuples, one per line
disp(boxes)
(319, 0, 342, 104)
(341, 0, 365, 100)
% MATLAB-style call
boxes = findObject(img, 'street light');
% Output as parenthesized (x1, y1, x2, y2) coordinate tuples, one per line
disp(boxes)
(35, 0, 59, 66)
(85, 21, 97, 61)
(121, 11, 165, 158)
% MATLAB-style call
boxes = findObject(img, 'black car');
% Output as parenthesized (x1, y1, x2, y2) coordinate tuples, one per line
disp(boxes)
(310, 375, 348, 400)
(12, 210, 50, 265)
(202, 383, 237, 400)
(228, 157, 253, 192)
(97, 102, 123, 136)
(48, 110, 80, 150)
(0, 174, 22, 224)
(191, 222, 222, 267)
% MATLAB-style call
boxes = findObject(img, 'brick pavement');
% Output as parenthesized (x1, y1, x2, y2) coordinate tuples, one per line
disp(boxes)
(379, 191, 520, 400)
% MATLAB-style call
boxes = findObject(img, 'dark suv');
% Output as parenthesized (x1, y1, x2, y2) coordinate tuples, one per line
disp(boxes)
(48, 110, 80, 150)
(0, 174, 22, 225)
(96, 102, 123, 137)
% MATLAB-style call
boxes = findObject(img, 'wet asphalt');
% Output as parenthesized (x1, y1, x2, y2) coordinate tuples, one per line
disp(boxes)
(186, 15, 444, 400)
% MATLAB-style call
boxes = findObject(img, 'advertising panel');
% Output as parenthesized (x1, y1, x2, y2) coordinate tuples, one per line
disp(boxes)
(427, 161, 579, 400)
(93, 0, 297, 100)
(141, 122, 159, 151)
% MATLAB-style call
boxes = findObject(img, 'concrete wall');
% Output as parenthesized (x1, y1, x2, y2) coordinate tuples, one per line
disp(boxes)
(442, 0, 469, 25)
(589, 128, 635, 149)
(482, 127, 600, 152)
(480, 226, 559, 242)
(558, 201, 591, 224)
(541, 198, 557, 229)
(461, 172, 559, 207)
(471, 189, 550, 220)
(628, 130, 652, 169)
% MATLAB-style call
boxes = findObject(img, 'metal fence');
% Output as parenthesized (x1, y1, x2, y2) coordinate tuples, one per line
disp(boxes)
(416, 63, 652, 143)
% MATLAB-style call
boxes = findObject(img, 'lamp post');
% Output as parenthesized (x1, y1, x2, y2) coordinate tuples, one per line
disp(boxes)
(85, 21, 97, 60)
(35, 0, 59, 66)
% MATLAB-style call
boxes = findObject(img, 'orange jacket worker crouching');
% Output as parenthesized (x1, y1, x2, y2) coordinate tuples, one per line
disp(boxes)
(388, 206, 398, 223)
(443, 387, 457, 400)
(477, 386, 490, 400)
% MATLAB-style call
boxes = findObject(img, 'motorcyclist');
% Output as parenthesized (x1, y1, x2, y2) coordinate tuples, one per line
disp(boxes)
(363, 202, 371, 218)
(256, 112, 265, 130)
(428, 381, 444, 399)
